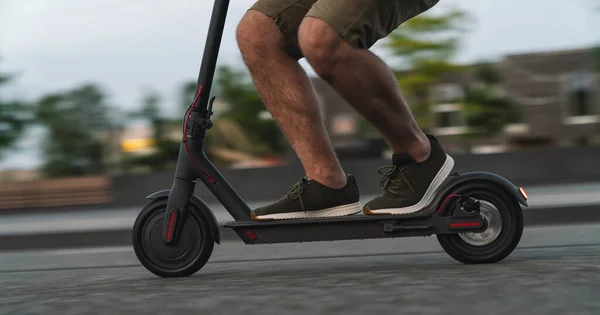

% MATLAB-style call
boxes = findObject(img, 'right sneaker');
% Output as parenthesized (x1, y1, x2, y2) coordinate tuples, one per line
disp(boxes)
(251, 175, 361, 221)
(363, 134, 454, 215)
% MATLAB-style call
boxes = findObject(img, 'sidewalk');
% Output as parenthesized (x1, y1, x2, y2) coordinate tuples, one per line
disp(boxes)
(1, 182, 600, 251)
(1, 181, 599, 237)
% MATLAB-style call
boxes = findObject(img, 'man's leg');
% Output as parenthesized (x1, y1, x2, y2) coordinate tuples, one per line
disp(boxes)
(237, 1, 361, 220)
(299, 0, 454, 215)
(299, 21, 431, 162)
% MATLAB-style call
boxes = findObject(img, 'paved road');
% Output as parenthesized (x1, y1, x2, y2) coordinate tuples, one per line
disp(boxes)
(1, 223, 599, 314)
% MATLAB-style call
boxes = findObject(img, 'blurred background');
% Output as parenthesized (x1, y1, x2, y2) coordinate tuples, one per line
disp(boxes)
(0, 0, 599, 227)
(1, 0, 600, 313)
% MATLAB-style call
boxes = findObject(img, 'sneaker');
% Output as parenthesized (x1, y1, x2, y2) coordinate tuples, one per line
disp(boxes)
(363, 134, 454, 215)
(251, 175, 361, 220)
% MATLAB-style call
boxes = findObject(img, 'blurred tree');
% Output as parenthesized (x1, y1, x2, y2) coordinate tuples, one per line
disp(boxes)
(593, 45, 600, 74)
(35, 84, 119, 177)
(123, 89, 180, 171)
(174, 66, 287, 167)
(172, 66, 283, 167)
(462, 63, 521, 137)
(179, 81, 197, 114)
(384, 7, 475, 131)
(0, 64, 32, 159)
(214, 66, 284, 156)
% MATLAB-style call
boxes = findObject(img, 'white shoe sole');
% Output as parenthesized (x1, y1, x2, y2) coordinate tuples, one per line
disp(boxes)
(364, 154, 455, 215)
(252, 202, 362, 220)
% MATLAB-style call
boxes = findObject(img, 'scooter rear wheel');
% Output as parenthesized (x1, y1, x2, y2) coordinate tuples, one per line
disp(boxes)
(437, 182, 524, 264)
(132, 199, 214, 277)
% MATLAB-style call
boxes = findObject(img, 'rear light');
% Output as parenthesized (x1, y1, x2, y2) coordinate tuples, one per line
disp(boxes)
(519, 187, 528, 200)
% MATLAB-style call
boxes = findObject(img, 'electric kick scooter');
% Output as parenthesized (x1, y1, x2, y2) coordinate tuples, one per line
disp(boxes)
(132, 0, 529, 278)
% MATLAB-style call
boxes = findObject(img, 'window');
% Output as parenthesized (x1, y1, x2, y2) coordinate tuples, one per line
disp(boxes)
(567, 70, 594, 117)
(571, 89, 590, 116)
(436, 111, 462, 128)
(433, 84, 464, 103)
(433, 104, 467, 135)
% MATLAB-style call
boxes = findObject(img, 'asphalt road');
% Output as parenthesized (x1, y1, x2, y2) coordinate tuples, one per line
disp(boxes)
(1, 223, 599, 314)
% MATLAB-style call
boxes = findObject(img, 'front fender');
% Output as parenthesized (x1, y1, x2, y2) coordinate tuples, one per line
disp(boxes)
(146, 189, 221, 244)
(439, 172, 528, 207)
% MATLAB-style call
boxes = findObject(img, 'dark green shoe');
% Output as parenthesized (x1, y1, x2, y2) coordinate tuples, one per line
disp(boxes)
(363, 135, 454, 215)
(251, 175, 361, 220)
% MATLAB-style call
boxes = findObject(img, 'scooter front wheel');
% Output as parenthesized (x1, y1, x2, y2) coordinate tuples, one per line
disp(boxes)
(437, 181, 524, 264)
(132, 199, 214, 278)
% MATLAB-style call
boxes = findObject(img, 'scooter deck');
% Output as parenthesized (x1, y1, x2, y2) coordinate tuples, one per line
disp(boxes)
(223, 210, 486, 245)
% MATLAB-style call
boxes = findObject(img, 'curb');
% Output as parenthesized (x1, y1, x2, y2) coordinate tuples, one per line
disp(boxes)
(1, 205, 599, 252)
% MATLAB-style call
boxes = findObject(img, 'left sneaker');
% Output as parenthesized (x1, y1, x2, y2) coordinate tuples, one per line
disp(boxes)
(363, 134, 454, 215)
(251, 175, 361, 221)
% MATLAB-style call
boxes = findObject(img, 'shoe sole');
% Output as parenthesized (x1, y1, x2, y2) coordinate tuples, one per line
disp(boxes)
(363, 154, 455, 215)
(251, 202, 362, 221)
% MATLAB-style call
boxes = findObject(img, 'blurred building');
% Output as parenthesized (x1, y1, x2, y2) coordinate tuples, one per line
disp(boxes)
(311, 47, 599, 155)
(497, 48, 598, 149)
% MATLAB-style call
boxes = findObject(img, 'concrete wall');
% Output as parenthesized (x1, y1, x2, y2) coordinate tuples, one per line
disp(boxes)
(112, 146, 600, 208)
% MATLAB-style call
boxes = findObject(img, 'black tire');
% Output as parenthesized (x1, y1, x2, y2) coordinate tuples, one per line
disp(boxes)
(437, 181, 524, 264)
(132, 198, 214, 277)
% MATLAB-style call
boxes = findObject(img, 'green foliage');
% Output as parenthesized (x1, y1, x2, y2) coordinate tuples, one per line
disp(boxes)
(385, 7, 475, 130)
(462, 63, 521, 137)
(213, 66, 284, 156)
(472, 62, 502, 85)
(123, 89, 180, 172)
(387, 9, 472, 61)
(35, 84, 119, 177)
(0, 64, 32, 159)
(179, 81, 197, 114)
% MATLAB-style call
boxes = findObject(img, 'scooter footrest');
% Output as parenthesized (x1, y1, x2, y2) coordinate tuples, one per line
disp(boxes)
(221, 212, 473, 244)
(222, 211, 434, 228)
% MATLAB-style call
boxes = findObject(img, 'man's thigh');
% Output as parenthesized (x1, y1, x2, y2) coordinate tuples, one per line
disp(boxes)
(307, 0, 440, 50)
(249, 0, 317, 59)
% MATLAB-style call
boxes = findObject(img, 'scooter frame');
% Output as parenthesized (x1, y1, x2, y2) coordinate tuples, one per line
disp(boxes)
(133, 0, 528, 277)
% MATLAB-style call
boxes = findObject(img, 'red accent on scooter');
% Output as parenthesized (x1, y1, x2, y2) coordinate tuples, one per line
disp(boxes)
(166, 212, 176, 241)
(449, 222, 482, 228)
(436, 194, 461, 214)
(183, 85, 216, 184)
(245, 230, 257, 241)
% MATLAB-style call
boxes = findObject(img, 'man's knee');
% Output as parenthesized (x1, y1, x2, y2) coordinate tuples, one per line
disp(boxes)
(236, 11, 283, 65)
(298, 17, 347, 77)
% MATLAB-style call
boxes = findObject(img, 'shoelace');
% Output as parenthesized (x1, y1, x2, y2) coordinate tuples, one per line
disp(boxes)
(377, 165, 414, 195)
(287, 177, 307, 212)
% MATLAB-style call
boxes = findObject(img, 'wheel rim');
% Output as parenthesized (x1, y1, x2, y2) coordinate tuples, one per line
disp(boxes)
(141, 211, 203, 270)
(458, 200, 503, 246)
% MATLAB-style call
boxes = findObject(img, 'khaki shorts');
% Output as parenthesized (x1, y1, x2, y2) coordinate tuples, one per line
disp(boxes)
(249, 0, 440, 59)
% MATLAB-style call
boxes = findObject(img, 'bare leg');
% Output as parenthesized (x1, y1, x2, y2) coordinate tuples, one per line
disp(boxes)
(298, 17, 430, 162)
(236, 11, 346, 188)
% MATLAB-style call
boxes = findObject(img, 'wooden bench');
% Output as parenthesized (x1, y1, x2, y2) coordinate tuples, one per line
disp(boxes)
(0, 176, 113, 210)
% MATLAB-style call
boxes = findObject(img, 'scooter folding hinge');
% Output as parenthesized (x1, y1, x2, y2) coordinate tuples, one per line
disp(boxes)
(186, 114, 213, 140)
(189, 116, 213, 130)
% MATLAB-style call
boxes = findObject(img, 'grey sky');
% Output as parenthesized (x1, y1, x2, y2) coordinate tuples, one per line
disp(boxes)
(1, 0, 598, 169)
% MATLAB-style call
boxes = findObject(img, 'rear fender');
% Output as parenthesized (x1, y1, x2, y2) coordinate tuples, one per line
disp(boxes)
(437, 172, 528, 207)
